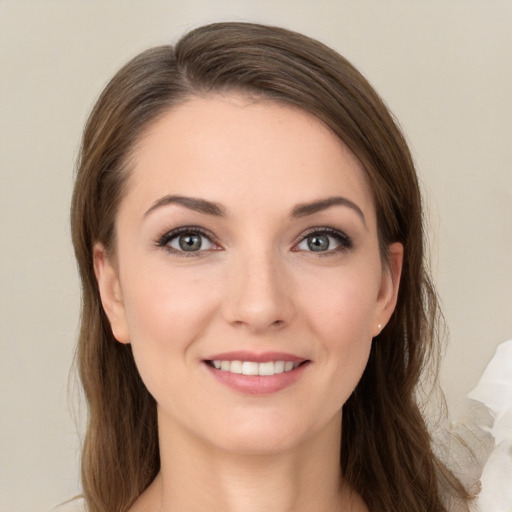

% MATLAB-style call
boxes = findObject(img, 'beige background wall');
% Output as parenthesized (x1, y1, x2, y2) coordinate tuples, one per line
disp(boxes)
(1, 1, 511, 510)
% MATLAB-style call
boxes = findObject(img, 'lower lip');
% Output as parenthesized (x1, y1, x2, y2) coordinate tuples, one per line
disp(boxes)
(204, 362, 309, 395)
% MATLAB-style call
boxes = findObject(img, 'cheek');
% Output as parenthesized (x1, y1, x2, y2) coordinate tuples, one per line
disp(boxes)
(119, 260, 221, 377)
(122, 255, 218, 330)
(302, 261, 380, 342)
(298, 263, 380, 398)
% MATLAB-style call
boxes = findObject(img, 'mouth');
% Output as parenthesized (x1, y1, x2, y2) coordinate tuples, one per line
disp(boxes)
(202, 351, 310, 394)
(205, 359, 307, 376)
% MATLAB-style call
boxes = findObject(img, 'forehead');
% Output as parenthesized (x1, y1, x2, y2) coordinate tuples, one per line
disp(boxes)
(124, 94, 375, 222)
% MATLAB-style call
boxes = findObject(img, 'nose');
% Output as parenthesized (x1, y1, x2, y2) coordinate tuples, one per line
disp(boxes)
(221, 249, 295, 334)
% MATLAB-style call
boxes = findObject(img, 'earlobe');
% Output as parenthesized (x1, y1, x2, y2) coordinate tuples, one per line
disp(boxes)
(93, 243, 131, 344)
(374, 242, 404, 337)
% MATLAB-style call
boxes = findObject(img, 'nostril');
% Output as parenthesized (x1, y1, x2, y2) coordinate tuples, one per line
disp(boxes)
(231, 318, 286, 330)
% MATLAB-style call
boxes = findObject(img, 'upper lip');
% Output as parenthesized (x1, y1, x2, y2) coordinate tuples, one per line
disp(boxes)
(204, 351, 308, 363)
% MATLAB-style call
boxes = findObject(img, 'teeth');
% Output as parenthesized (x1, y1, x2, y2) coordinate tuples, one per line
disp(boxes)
(230, 360, 242, 374)
(211, 360, 300, 376)
(274, 361, 285, 373)
(242, 361, 259, 375)
(258, 362, 274, 376)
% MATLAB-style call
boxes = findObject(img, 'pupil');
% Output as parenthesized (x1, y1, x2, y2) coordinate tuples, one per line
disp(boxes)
(308, 234, 329, 251)
(179, 233, 202, 251)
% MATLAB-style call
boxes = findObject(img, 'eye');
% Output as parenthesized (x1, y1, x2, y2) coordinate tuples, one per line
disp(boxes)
(156, 227, 218, 255)
(294, 228, 352, 254)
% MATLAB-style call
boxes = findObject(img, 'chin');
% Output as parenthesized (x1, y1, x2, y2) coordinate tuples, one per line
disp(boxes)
(202, 409, 339, 456)
(213, 430, 303, 456)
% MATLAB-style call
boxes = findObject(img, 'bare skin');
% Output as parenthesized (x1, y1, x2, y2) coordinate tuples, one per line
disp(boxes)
(95, 94, 401, 512)
(130, 411, 367, 512)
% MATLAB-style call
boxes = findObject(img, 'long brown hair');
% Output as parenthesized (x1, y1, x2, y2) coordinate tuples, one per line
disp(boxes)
(71, 22, 471, 512)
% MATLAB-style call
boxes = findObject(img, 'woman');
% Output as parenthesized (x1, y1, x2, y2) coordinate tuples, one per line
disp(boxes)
(70, 22, 472, 511)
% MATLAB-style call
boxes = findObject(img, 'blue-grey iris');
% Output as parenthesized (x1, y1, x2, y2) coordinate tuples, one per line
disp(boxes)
(307, 234, 329, 251)
(179, 234, 202, 251)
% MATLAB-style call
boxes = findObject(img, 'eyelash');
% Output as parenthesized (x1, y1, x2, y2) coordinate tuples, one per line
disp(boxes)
(154, 226, 353, 257)
(155, 226, 220, 257)
(294, 227, 353, 256)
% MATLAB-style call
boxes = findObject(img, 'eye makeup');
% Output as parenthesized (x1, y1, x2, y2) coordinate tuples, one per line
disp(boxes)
(154, 225, 221, 257)
(292, 227, 353, 256)
(154, 223, 354, 259)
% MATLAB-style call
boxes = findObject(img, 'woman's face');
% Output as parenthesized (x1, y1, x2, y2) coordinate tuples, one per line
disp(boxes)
(95, 95, 402, 454)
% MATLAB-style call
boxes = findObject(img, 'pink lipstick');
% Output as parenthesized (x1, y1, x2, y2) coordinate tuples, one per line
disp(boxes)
(203, 351, 310, 395)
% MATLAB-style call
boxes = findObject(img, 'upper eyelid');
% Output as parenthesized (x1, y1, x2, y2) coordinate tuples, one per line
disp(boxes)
(155, 225, 352, 249)
(293, 226, 353, 252)
(159, 225, 215, 239)
(157, 226, 220, 247)
(295, 226, 351, 242)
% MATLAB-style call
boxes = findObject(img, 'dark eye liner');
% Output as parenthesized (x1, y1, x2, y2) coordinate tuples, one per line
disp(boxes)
(298, 227, 353, 251)
(154, 225, 353, 257)
(154, 226, 217, 253)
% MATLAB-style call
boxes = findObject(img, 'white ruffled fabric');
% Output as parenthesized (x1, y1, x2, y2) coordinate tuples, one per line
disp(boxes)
(467, 339, 512, 512)
(54, 342, 512, 512)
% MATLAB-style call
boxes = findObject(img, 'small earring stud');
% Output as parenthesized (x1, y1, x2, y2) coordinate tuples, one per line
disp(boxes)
(378, 323, 382, 331)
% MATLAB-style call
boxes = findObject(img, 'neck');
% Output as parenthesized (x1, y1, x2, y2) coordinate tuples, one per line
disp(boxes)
(133, 409, 364, 512)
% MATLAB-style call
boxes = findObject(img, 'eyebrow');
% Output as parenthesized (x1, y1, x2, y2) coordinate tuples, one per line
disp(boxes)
(144, 195, 225, 217)
(144, 193, 366, 227)
(291, 196, 367, 227)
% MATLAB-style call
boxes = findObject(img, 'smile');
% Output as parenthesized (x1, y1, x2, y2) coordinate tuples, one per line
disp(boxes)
(209, 360, 301, 376)
(204, 352, 310, 395)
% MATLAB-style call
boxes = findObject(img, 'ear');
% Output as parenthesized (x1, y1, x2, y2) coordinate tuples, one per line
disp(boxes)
(93, 243, 131, 344)
(373, 242, 403, 337)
